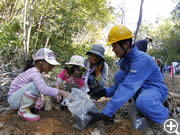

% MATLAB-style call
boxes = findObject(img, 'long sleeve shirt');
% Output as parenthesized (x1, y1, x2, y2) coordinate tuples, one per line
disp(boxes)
(8, 67, 59, 97)
(103, 47, 168, 117)
(56, 69, 89, 93)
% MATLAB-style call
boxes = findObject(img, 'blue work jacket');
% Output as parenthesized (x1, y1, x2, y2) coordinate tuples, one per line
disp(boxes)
(103, 47, 168, 117)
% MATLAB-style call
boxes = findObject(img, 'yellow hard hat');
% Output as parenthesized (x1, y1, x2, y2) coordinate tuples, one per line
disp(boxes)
(106, 25, 134, 46)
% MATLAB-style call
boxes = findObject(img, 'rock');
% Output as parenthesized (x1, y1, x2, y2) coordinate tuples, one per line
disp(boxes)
(0, 122, 4, 128)
(0, 107, 11, 114)
(91, 128, 100, 135)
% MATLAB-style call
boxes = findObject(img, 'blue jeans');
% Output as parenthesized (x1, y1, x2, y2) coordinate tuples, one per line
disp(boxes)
(88, 74, 96, 89)
(8, 82, 40, 110)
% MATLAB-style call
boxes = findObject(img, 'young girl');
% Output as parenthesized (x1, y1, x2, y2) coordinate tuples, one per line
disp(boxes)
(56, 55, 88, 93)
(7, 48, 69, 122)
(84, 44, 108, 93)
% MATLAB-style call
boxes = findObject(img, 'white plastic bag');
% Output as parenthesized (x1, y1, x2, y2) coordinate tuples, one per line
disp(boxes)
(65, 88, 99, 130)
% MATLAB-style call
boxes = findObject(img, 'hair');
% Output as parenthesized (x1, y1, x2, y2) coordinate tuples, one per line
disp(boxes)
(23, 58, 34, 71)
(23, 59, 47, 72)
(88, 52, 104, 63)
(146, 37, 153, 42)
(117, 38, 133, 47)
(64, 65, 85, 77)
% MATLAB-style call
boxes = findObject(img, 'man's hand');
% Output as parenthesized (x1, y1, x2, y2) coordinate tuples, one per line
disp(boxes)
(87, 112, 112, 125)
(90, 88, 106, 100)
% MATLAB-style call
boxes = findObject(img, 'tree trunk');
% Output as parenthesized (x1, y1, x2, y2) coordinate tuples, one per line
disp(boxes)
(45, 35, 50, 48)
(26, 0, 35, 58)
(23, 0, 28, 61)
(34, 15, 43, 49)
(134, 0, 144, 43)
(120, 7, 125, 25)
(9, 0, 18, 22)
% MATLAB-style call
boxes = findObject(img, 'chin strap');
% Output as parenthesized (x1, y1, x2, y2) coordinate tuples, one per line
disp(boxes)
(120, 44, 128, 58)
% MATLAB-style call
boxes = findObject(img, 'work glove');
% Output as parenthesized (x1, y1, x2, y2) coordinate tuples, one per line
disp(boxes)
(87, 111, 112, 125)
(90, 88, 106, 100)
(44, 97, 52, 111)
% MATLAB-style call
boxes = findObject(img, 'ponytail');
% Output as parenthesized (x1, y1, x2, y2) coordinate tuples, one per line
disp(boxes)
(23, 58, 34, 71)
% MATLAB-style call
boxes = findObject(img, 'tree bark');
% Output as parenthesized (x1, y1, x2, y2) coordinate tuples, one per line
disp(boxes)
(26, 0, 35, 58)
(134, 0, 144, 43)
(9, 0, 18, 22)
(34, 15, 43, 49)
(23, 0, 28, 61)
(45, 35, 50, 48)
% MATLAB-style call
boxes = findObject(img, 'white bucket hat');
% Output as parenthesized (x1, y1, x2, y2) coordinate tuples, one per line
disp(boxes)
(65, 55, 86, 68)
(34, 48, 60, 65)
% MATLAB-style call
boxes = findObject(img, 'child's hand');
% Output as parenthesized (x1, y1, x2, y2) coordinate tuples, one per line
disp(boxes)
(96, 74, 102, 82)
(95, 64, 103, 77)
(58, 90, 70, 98)
(95, 64, 103, 82)
(35, 95, 43, 111)
(55, 95, 62, 103)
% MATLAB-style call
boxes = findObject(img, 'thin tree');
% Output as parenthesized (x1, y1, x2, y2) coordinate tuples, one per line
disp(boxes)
(23, 0, 28, 61)
(26, 0, 35, 57)
(134, 0, 144, 43)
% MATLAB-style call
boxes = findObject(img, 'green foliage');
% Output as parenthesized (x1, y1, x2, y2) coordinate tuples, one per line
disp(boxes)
(0, 0, 114, 65)
(104, 55, 116, 66)
(0, 22, 21, 60)
(2, 0, 179, 69)
(138, 1, 180, 65)
(51, 43, 91, 65)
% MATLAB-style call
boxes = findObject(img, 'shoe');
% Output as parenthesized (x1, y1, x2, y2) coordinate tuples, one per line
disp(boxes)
(18, 92, 40, 122)
(18, 109, 40, 122)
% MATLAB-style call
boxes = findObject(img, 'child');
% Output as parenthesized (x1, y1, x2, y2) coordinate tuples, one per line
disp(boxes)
(56, 55, 88, 93)
(7, 48, 69, 122)
(84, 44, 108, 93)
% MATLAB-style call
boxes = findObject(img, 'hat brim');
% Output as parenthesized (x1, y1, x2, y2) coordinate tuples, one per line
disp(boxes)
(86, 51, 104, 60)
(65, 62, 86, 69)
(46, 59, 60, 66)
(106, 35, 134, 46)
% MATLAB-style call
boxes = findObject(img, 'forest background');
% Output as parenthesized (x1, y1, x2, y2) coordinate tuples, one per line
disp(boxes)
(0, 0, 180, 71)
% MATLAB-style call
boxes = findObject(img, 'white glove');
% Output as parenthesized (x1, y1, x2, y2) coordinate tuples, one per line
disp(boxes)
(44, 98, 52, 111)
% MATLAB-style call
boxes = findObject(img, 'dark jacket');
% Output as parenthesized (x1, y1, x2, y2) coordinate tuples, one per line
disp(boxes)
(84, 58, 108, 87)
(134, 39, 148, 52)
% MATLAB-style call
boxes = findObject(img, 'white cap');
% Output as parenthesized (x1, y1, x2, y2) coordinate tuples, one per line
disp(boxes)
(65, 55, 86, 68)
(34, 48, 60, 65)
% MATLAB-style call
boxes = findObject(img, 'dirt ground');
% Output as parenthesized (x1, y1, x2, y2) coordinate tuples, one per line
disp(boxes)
(0, 101, 146, 135)
(0, 73, 179, 135)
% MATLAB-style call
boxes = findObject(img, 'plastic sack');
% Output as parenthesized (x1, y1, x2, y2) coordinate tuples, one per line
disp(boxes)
(128, 98, 152, 131)
(64, 88, 99, 130)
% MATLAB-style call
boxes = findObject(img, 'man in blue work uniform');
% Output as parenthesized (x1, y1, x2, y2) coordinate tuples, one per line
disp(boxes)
(88, 25, 169, 125)
(134, 37, 152, 52)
